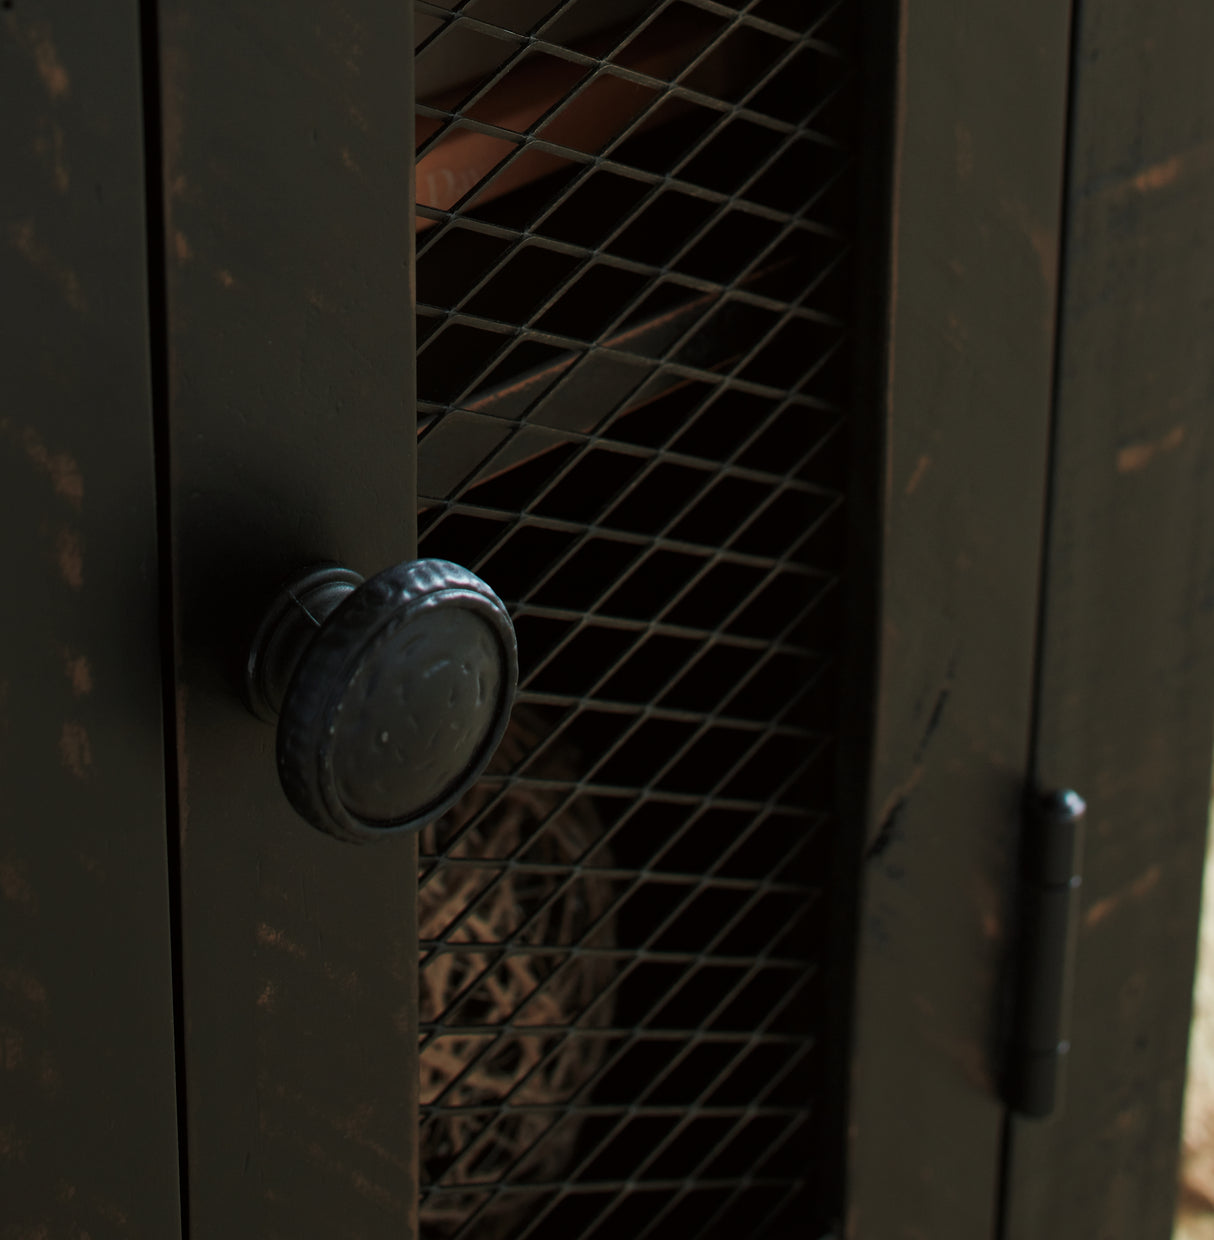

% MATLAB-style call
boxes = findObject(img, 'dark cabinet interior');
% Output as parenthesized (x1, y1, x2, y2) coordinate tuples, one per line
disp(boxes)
(4, 2, 1214, 1238)
(412, 6, 856, 1235)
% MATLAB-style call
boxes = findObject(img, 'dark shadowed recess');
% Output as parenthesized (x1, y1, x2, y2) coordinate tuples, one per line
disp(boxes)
(410, 1, 864, 1236)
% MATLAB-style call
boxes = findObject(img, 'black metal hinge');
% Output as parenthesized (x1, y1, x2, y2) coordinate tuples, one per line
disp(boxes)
(1003, 788, 1087, 1119)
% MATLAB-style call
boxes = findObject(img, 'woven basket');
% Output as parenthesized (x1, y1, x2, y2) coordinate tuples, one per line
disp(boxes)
(418, 712, 616, 1236)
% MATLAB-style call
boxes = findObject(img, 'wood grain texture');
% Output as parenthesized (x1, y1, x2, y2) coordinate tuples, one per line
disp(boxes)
(1002, 3, 1214, 1236)
(157, 3, 419, 1235)
(844, 1, 1072, 1235)
(0, 2, 182, 1235)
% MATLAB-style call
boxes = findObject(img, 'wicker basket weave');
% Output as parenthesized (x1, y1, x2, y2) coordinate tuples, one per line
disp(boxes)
(418, 712, 616, 1236)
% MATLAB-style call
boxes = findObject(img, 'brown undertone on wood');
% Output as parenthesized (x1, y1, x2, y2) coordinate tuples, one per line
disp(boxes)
(1002, 2, 1214, 1236)
(155, 2, 419, 1234)
(845, 0, 1072, 1235)
(0, 1, 182, 1233)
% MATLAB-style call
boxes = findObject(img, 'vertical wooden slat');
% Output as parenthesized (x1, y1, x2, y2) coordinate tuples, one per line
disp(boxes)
(0, 2, 182, 1234)
(156, 3, 419, 1235)
(1003, 3, 1214, 1236)
(844, 2, 1072, 1234)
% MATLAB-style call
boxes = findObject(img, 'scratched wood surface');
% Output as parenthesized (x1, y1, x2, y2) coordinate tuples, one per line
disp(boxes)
(1001, 3, 1214, 1237)
(157, 3, 420, 1235)
(0, 3, 182, 1235)
(842, 1, 1072, 1235)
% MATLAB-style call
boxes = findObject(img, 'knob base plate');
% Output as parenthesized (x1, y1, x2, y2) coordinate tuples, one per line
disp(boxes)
(244, 564, 363, 723)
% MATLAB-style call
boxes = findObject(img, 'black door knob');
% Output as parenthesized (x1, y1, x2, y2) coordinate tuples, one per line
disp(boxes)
(244, 559, 517, 842)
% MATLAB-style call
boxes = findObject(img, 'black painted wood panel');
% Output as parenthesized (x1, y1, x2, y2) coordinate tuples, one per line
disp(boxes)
(0, 2, 181, 1234)
(156, 3, 420, 1234)
(1003, 3, 1214, 1236)
(844, 1, 1072, 1234)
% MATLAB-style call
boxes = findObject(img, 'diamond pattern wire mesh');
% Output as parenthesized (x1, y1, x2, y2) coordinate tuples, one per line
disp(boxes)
(413, 1, 857, 1235)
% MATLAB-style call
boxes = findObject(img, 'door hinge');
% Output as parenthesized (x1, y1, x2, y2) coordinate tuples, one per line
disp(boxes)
(1003, 788, 1086, 1119)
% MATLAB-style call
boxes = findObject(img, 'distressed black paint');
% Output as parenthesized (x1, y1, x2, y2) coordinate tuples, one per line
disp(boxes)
(844, 0, 1072, 1234)
(0, 2, 181, 1233)
(1003, 2, 1214, 1236)
(155, 2, 419, 1234)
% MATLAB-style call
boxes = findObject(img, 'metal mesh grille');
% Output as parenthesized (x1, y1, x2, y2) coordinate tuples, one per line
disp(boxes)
(413, 2, 857, 1235)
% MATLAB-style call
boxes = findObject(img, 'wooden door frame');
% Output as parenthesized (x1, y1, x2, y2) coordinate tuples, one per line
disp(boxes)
(839, 0, 1074, 1235)
(1005, 2, 1214, 1235)
(0, 3, 182, 1234)
(841, 2, 1214, 1237)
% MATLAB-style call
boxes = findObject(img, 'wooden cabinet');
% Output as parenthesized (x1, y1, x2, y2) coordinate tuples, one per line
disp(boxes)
(1, 7, 181, 1235)
(3, 2, 1213, 1237)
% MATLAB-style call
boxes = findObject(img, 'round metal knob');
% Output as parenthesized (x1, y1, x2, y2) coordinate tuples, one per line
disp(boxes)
(245, 558, 517, 842)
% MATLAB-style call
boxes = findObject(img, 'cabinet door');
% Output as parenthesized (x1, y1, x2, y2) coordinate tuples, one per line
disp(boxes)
(0, 5, 182, 1236)
(1003, 3, 1214, 1237)
(11, 4, 1211, 1238)
(844, 1, 1072, 1234)
(852, 4, 1214, 1238)
(154, 4, 420, 1235)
